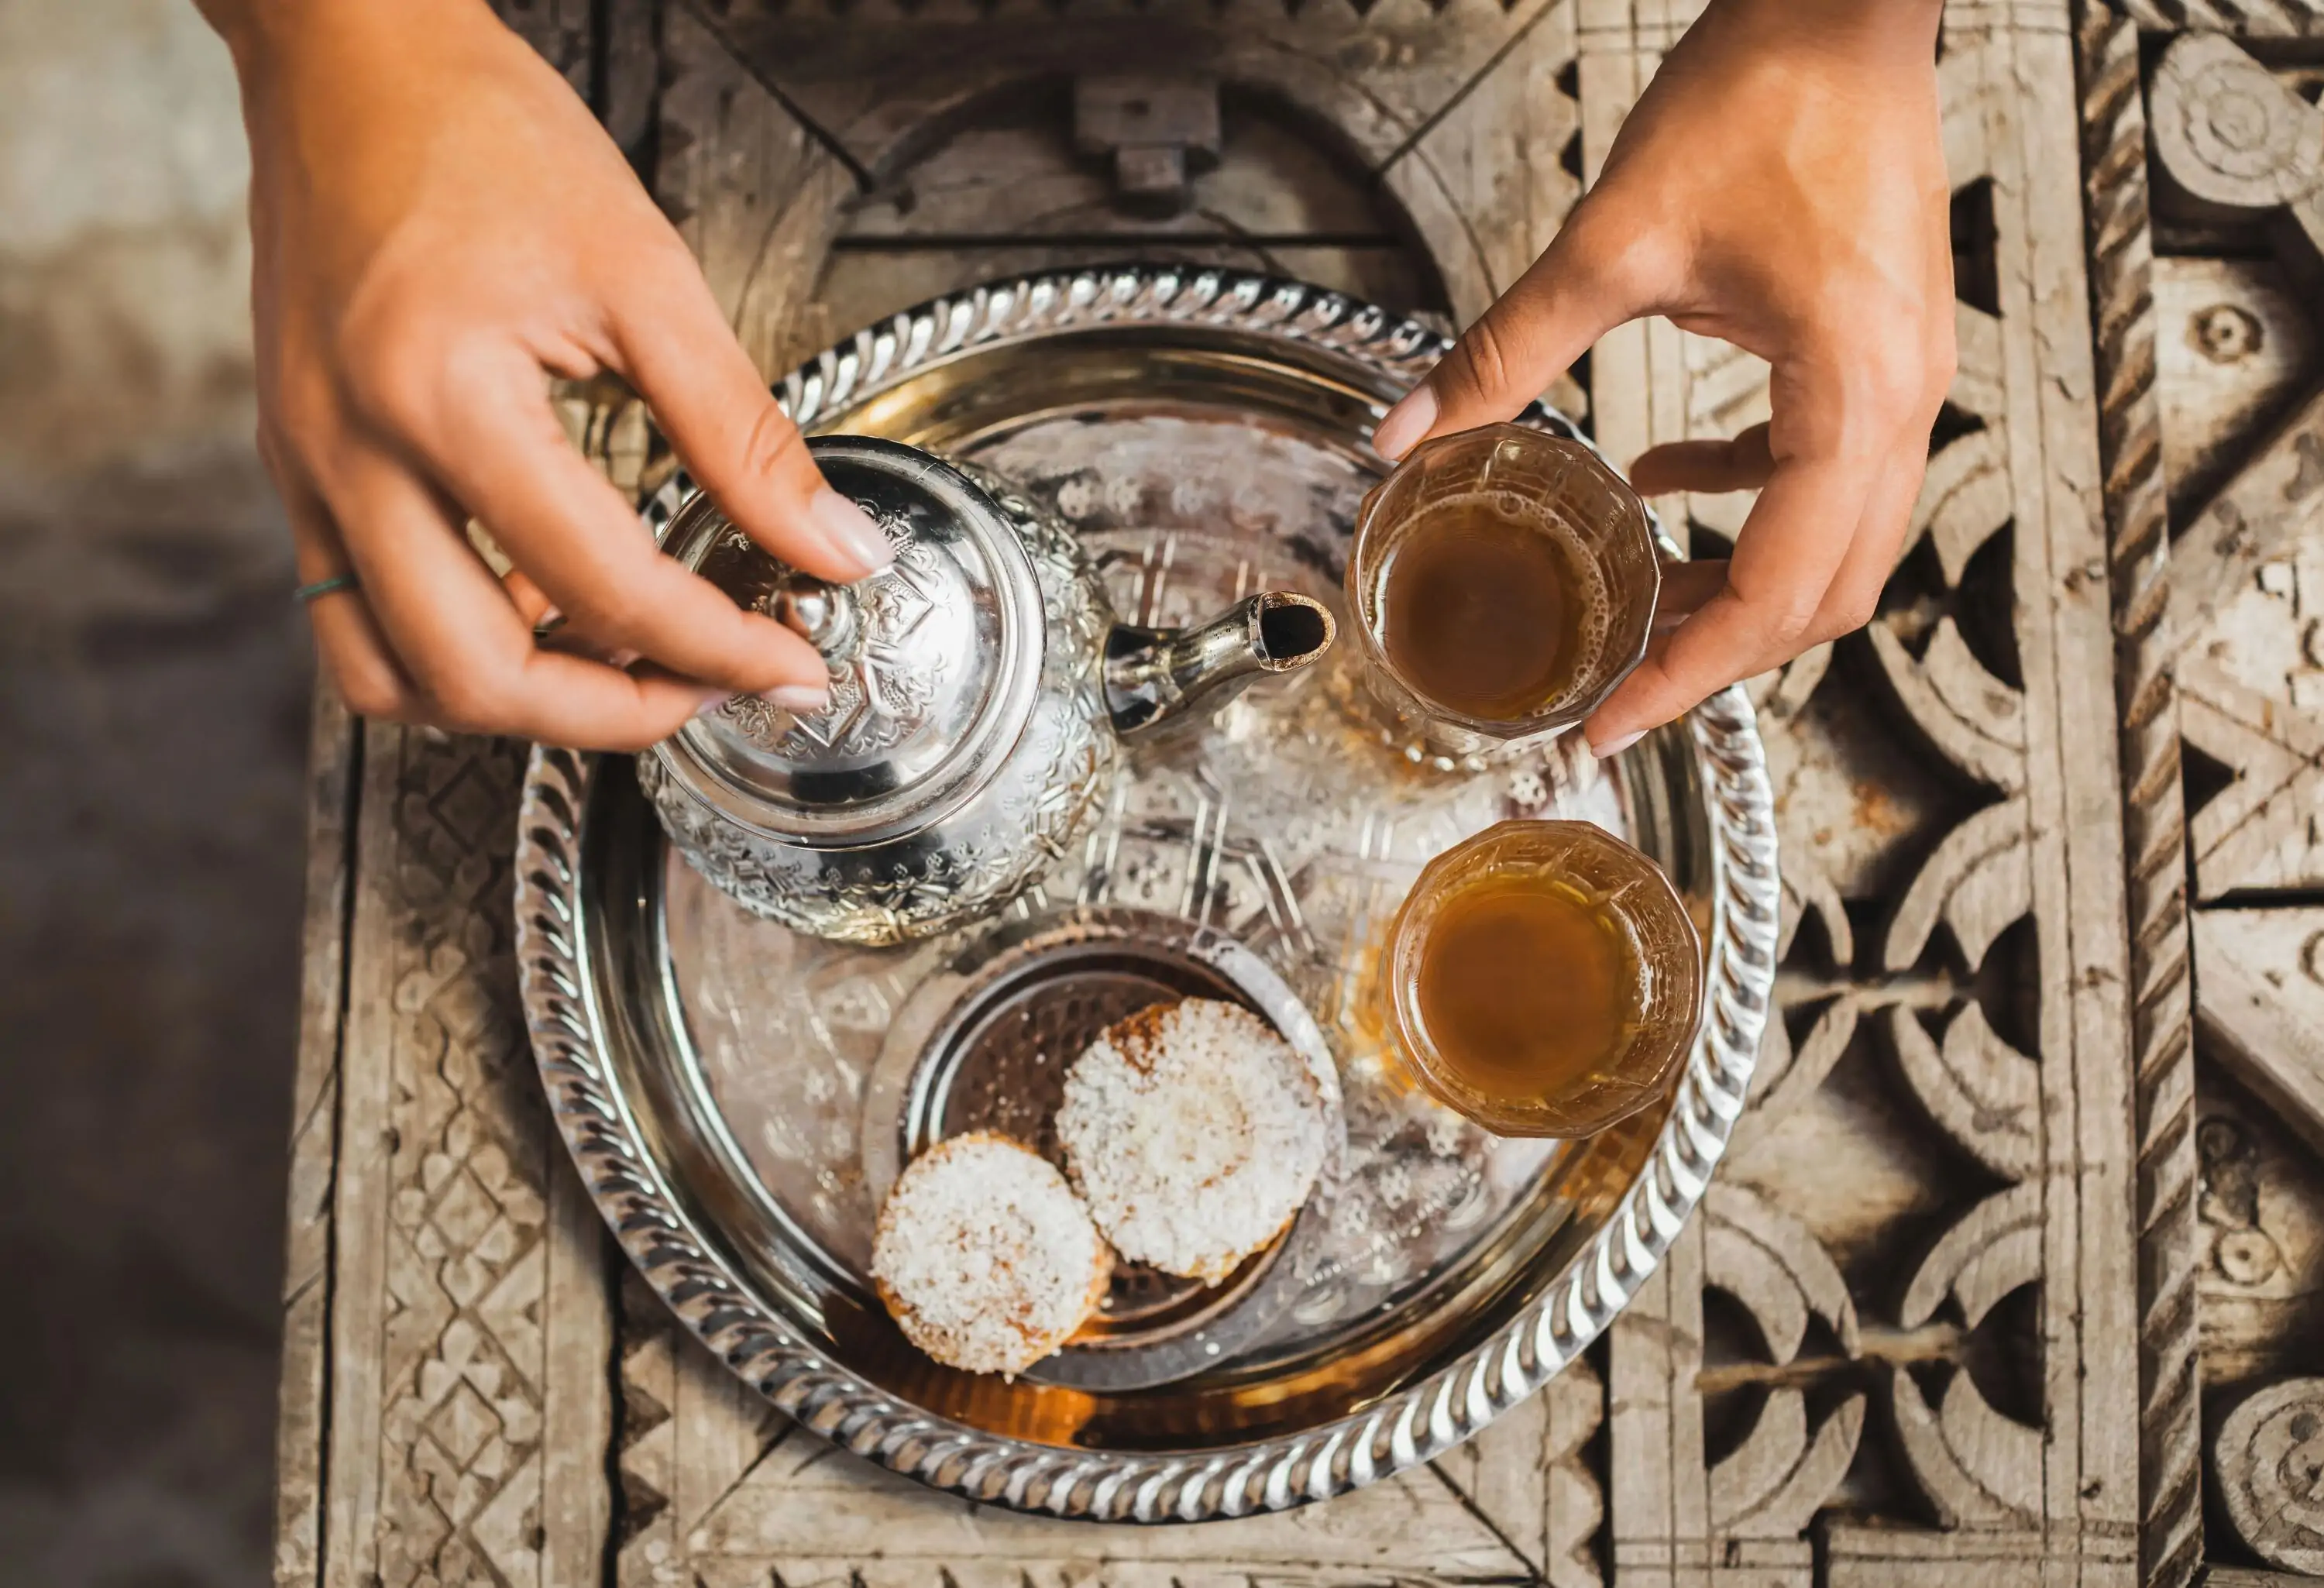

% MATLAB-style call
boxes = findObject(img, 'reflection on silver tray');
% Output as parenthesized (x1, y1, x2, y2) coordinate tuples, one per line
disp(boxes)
(515, 266, 1779, 1523)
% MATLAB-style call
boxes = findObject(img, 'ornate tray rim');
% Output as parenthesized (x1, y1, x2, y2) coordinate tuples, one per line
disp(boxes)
(514, 265, 1780, 1524)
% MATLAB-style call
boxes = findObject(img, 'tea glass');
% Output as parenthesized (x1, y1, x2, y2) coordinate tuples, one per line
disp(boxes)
(1384, 820, 1703, 1139)
(1346, 425, 1660, 765)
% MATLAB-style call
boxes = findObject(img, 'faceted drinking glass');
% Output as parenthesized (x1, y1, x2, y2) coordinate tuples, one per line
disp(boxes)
(1346, 425, 1660, 763)
(1384, 819, 1703, 1139)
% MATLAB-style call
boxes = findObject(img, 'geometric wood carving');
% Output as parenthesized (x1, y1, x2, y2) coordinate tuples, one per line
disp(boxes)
(1889, 1182, 2044, 1530)
(2178, 642, 2324, 900)
(2195, 909, 2324, 1161)
(2140, 19, 2324, 1587)
(2174, 389, 2324, 689)
(2148, 33, 2324, 273)
(2074, 4, 2204, 1583)
(1703, 1190, 1865, 1542)
(2213, 1377, 2324, 1574)
(2153, 34, 2324, 651)
(2195, 1078, 2324, 1393)
(1865, 624, 2027, 796)
(1883, 796, 2032, 974)
(2149, 53, 2324, 1472)
(1889, 1001, 2042, 1182)
(318, 726, 611, 1588)
(689, 0, 1581, 328)
(1609, 1188, 1862, 1587)
(2113, 0, 2324, 38)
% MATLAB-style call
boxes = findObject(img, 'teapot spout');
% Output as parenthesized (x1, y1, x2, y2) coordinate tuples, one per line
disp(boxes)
(1105, 592, 1336, 737)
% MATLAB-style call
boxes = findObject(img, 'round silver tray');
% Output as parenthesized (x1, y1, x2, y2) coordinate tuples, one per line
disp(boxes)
(515, 266, 1779, 1523)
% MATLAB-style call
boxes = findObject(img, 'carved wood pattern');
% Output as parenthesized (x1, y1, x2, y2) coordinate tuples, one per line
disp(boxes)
(2114, 0, 2324, 36)
(2134, 19, 2324, 1585)
(2073, 6, 2204, 1586)
(2215, 1378, 2324, 1573)
(2145, 33, 2324, 1187)
(2195, 1074, 2324, 1388)
(314, 724, 612, 1588)
(276, 2, 2324, 1583)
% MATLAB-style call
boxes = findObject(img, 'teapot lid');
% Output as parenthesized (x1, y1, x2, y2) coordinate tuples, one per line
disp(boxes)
(655, 436, 1045, 848)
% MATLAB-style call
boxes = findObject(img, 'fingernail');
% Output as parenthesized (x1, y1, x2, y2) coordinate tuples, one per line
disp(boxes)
(761, 682, 830, 714)
(809, 488, 895, 577)
(1372, 385, 1438, 462)
(693, 689, 734, 718)
(1590, 729, 1645, 761)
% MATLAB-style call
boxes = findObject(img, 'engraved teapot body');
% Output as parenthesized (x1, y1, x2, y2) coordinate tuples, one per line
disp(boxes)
(638, 437, 1335, 945)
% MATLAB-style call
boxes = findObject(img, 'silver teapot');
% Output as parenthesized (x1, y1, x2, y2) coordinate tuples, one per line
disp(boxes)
(638, 437, 1336, 945)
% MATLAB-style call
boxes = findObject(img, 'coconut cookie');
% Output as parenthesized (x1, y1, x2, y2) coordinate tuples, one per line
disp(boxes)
(870, 1131, 1112, 1377)
(1056, 998, 1330, 1285)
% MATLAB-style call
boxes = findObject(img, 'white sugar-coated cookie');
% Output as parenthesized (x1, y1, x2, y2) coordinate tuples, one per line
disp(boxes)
(1056, 999, 1329, 1285)
(871, 1132, 1112, 1377)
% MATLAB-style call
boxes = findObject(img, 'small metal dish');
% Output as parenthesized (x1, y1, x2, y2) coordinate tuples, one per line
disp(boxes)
(861, 907, 1346, 1392)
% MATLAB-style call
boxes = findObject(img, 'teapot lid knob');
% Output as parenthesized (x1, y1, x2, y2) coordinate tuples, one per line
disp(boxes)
(767, 575, 859, 661)
(649, 436, 1045, 849)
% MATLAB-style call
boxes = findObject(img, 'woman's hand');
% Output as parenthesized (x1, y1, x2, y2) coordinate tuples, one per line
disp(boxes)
(203, 0, 887, 750)
(1372, 0, 1954, 756)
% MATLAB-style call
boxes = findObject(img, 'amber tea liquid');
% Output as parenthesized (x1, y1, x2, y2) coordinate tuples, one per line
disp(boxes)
(1376, 494, 1610, 722)
(1408, 870, 1642, 1106)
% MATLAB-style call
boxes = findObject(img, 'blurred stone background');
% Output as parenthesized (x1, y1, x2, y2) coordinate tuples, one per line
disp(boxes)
(0, 2, 300, 1584)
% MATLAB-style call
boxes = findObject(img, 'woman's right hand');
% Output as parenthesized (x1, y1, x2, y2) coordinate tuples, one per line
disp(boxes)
(1371, 0, 1954, 757)
(203, 0, 888, 750)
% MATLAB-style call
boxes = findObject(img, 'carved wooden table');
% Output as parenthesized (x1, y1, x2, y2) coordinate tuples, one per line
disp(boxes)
(270, 3, 2324, 1584)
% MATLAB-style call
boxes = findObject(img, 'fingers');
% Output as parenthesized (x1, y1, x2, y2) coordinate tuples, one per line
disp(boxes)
(322, 439, 726, 751)
(608, 250, 895, 583)
(352, 334, 831, 704)
(1583, 450, 1876, 751)
(502, 566, 557, 627)
(269, 439, 421, 721)
(503, 567, 651, 666)
(1631, 422, 1774, 497)
(1801, 444, 1926, 644)
(1590, 431, 1927, 751)
(309, 580, 424, 724)
(1374, 203, 1659, 461)
(1584, 318, 1940, 753)
(1653, 558, 1731, 634)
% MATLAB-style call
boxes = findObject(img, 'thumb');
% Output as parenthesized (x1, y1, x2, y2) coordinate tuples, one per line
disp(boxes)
(611, 252, 894, 584)
(1373, 206, 1652, 461)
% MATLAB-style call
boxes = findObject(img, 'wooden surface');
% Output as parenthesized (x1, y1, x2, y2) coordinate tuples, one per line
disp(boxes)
(271, 2, 2324, 1584)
